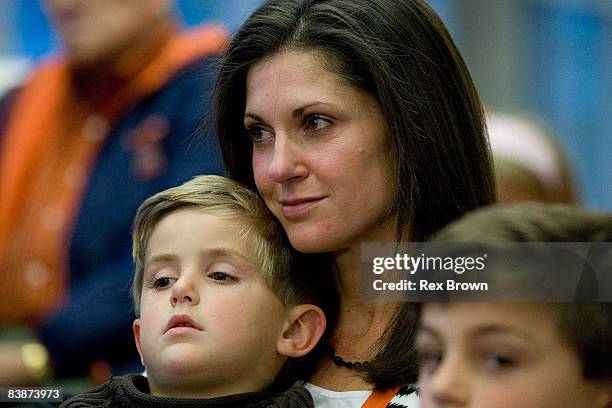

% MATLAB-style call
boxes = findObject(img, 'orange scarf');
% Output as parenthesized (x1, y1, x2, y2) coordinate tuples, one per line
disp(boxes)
(363, 387, 400, 408)
(0, 24, 226, 323)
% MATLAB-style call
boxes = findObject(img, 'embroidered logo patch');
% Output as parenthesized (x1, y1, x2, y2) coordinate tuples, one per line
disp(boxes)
(123, 114, 170, 181)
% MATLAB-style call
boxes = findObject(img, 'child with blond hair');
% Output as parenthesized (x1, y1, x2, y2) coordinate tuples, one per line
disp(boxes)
(62, 175, 336, 407)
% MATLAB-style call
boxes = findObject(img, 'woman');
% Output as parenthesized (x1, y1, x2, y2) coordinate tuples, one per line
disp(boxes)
(213, 0, 495, 405)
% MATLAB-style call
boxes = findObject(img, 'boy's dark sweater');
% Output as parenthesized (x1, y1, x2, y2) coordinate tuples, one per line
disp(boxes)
(60, 374, 313, 408)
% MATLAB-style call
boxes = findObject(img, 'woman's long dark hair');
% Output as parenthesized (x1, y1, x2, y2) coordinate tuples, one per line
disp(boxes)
(212, 0, 495, 388)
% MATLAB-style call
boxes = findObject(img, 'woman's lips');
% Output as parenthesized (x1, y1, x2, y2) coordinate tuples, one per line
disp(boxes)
(279, 197, 325, 218)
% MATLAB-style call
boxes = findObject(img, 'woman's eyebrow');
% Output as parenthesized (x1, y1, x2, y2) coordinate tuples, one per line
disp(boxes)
(244, 101, 332, 122)
(291, 101, 328, 119)
(244, 112, 263, 121)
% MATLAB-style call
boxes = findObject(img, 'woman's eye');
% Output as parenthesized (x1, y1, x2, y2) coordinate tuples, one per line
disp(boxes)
(246, 125, 272, 143)
(305, 116, 331, 132)
(209, 271, 237, 283)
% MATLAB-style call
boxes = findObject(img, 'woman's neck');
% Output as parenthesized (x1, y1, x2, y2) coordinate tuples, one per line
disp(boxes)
(308, 244, 400, 391)
(308, 298, 398, 391)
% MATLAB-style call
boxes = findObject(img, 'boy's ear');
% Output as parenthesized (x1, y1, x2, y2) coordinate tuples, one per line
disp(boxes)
(276, 304, 326, 358)
(603, 381, 612, 408)
(593, 380, 612, 408)
(132, 319, 145, 366)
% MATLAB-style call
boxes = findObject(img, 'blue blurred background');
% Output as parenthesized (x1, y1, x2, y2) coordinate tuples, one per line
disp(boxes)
(1, 0, 610, 209)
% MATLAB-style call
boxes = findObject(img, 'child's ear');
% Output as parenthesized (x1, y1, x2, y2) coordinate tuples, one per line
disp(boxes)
(132, 319, 145, 366)
(276, 304, 326, 358)
(594, 380, 612, 408)
(603, 382, 612, 408)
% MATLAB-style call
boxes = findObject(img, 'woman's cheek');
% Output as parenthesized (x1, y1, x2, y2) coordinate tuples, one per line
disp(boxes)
(252, 154, 273, 196)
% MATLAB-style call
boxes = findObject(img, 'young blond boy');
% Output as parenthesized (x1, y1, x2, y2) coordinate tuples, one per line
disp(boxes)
(62, 175, 336, 407)
(416, 203, 612, 408)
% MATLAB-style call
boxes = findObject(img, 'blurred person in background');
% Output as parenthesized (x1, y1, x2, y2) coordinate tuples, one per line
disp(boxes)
(486, 110, 579, 204)
(0, 0, 226, 386)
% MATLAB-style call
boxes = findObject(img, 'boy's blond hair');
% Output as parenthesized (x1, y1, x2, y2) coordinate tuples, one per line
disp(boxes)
(131, 175, 332, 317)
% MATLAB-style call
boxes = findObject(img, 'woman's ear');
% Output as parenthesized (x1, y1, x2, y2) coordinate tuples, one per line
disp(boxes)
(276, 304, 326, 358)
(132, 319, 145, 366)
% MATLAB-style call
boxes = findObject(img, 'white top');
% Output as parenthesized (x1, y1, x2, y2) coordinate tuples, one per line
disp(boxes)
(303, 382, 420, 408)
(303, 383, 371, 408)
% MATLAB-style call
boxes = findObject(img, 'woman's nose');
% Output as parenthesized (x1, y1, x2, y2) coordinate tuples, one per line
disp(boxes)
(420, 355, 470, 407)
(267, 134, 308, 184)
(170, 274, 200, 307)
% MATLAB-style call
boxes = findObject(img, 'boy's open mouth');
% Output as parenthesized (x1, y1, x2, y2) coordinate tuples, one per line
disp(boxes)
(164, 314, 203, 333)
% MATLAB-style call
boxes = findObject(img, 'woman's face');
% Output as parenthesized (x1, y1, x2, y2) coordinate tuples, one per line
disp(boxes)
(245, 51, 396, 253)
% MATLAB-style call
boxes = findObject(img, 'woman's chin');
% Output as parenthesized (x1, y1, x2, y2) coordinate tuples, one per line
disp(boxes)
(287, 230, 344, 253)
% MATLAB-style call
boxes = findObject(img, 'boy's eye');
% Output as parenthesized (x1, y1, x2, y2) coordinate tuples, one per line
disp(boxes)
(153, 277, 175, 289)
(485, 354, 515, 369)
(209, 271, 237, 283)
(304, 116, 331, 132)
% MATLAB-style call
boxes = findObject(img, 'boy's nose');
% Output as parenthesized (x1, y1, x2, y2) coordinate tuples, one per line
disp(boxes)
(169, 275, 200, 306)
(420, 356, 470, 407)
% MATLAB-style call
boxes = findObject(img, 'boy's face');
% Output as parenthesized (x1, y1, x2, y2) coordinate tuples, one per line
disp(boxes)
(133, 208, 289, 398)
(417, 303, 611, 408)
